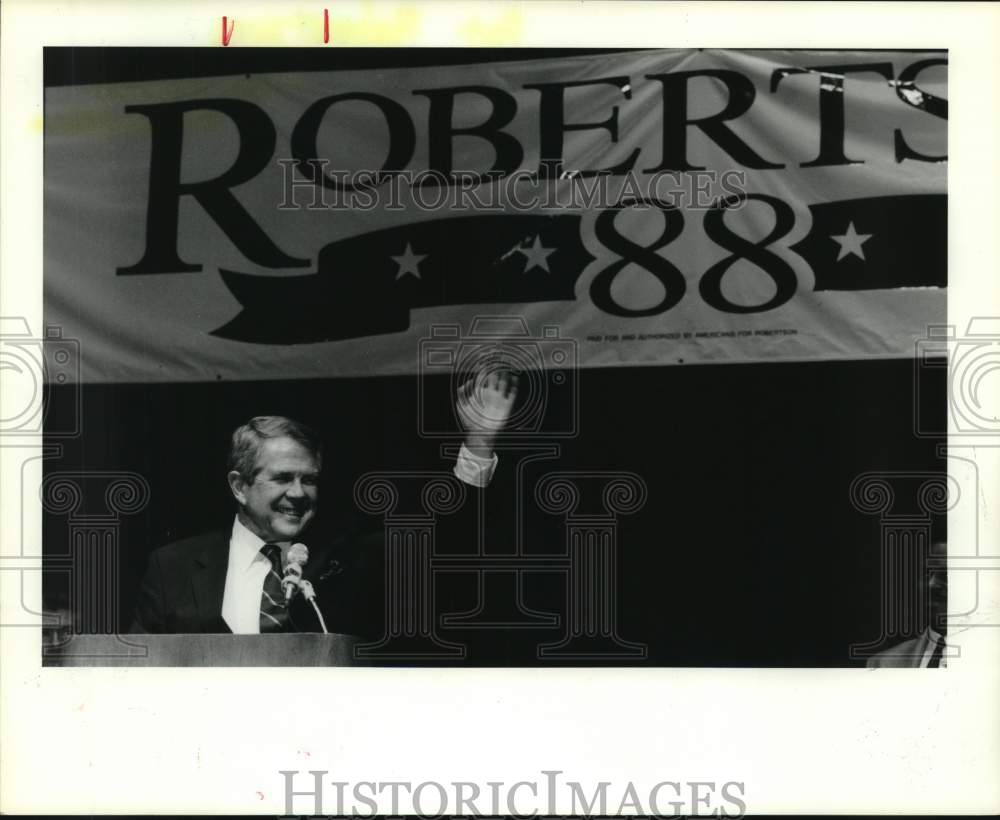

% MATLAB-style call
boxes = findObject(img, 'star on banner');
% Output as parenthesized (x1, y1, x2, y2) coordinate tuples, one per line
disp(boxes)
(392, 243, 427, 280)
(830, 221, 873, 262)
(516, 235, 555, 274)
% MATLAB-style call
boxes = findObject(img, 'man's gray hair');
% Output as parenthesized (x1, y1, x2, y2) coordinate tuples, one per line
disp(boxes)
(227, 416, 323, 481)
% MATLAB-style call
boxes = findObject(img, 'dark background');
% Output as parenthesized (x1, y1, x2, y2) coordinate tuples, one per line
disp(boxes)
(43, 358, 947, 666)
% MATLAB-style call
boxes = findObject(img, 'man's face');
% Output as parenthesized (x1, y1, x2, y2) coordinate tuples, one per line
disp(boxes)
(230, 436, 320, 543)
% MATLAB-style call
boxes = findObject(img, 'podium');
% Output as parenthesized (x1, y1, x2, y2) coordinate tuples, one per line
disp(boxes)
(43, 633, 361, 667)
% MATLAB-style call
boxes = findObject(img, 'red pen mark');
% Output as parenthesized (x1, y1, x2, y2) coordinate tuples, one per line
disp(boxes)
(324, 9, 330, 43)
(222, 16, 235, 46)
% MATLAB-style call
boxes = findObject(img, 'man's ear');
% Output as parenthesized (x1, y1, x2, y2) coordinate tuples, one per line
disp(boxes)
(227, 470, 248, 505)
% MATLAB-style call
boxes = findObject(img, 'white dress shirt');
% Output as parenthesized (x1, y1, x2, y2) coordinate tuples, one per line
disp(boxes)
(221, 446, 497, 633)
(221, 514, 277, 634)
(453, 444, 498, 487)
(920, 627, 947, 668)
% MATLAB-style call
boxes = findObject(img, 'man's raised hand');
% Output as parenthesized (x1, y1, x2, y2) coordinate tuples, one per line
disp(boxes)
(456, 368, 519, 457)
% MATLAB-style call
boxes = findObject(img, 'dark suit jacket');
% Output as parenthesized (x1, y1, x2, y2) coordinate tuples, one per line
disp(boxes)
(129, 525, 384, 637)
(866, 628, 936, 668)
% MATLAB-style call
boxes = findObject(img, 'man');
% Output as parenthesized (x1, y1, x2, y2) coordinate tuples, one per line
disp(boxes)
(130, 369, 518, 634)
(867, 540, 948, 668)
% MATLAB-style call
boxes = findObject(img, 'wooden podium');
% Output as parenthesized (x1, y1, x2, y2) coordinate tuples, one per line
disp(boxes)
(43, 633, 361, 666)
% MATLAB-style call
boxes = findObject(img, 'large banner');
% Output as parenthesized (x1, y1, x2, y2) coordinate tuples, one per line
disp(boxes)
(44, 49, 946, 383)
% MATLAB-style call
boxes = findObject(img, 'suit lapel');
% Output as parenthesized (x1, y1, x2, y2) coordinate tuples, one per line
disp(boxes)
(191, 532, 232, 633)
(896, 629, 934, 667)
(914, 627, 935, 667)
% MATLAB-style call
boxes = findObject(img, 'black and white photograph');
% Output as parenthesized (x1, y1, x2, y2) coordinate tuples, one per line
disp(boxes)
(2, 1, 998, 816)
(37, 44, 950, 667)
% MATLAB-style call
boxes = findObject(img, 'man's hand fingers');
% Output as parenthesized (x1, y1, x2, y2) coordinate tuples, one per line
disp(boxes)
(458, 377, 477, 408)
(504, 371, 519, 399)
(489, 369, 515, 398)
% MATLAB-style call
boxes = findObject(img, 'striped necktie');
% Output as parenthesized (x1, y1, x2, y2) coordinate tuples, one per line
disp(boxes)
(259, 543, 292, 633)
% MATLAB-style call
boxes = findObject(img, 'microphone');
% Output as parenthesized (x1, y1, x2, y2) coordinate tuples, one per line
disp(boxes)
(298, 579, 328, 634)
(282, 542, 309, 601)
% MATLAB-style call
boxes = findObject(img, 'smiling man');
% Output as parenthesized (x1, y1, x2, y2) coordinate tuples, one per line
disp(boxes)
(129, 416, 328, 634)
(220, 417, 323, 634)
(130, 371, 517, 635)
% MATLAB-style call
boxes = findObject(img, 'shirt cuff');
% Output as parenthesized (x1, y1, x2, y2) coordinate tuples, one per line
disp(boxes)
(453, 444, 498, 488)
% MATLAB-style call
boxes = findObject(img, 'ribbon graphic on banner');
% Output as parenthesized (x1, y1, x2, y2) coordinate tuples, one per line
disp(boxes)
(213, 214, 591, 344)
